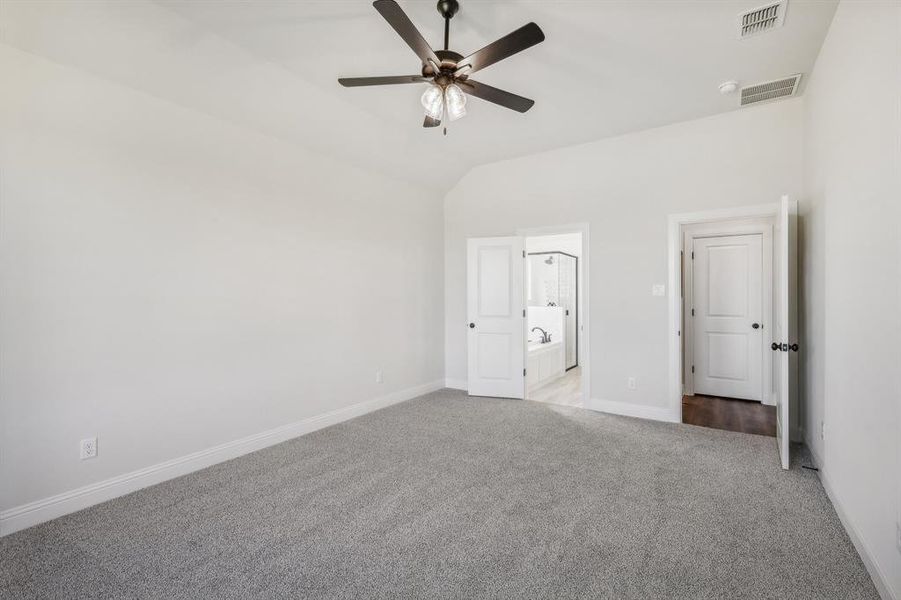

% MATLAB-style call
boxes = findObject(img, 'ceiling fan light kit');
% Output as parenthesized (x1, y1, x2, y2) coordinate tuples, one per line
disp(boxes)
(338, 0, 544, 132)
(421, 84, 444, 119)
(444, 83, 467, 121)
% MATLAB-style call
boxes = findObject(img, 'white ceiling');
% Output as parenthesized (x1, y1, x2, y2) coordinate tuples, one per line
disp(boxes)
(3, 0, 837, 193)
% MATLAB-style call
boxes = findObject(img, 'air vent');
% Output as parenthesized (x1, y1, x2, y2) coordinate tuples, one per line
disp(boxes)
(739, 1, 787, 38)
(740, 75, 801, 106)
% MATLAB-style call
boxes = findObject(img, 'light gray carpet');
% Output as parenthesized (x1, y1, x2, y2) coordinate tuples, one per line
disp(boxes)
(0, 389, 878, 599)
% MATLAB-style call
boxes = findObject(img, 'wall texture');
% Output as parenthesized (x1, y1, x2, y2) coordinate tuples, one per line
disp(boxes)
(0, 45, 444, 513)
(444, 100, 804, 414)
(801, 1, 901, 596)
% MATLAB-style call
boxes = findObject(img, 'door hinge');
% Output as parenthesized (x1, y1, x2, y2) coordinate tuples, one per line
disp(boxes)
(523, 309, 526, 317)
(691, 251, 694, 259)
(691, 365, 695, 373)
(523, 368, 527, 376)
(522, 250, 526, 258)
(691, 308, 695, 316)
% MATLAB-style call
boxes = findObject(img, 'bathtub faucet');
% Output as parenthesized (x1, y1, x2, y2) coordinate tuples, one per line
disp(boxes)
(531, 327, 551, 344)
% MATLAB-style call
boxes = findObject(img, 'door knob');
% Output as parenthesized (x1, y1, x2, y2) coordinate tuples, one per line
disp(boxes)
(752, 323, 760, 329)
(469, 323, 475, 329)
(790, 343, 799, 352)
(771, 342, 780, 351)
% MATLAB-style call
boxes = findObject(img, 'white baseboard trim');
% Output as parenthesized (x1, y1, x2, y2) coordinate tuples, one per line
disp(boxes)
(444, 378, 467, 391)
(0, 379, 444, 538)
(805, 436, 824, 469)
(818, 466, 898, 600)
(589, 398, 681, 423)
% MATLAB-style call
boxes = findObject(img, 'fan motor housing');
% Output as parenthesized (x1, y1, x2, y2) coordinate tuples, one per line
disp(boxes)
(422, 50, 464, 79)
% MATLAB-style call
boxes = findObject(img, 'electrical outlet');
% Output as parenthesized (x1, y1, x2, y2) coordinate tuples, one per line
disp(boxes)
(79, 437, 98, 460)
(627, 377, 637, 390)
(375, 369, 383, 384)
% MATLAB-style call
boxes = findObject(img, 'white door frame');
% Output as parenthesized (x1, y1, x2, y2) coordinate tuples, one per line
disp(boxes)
(682, 219, 775, 404)
(517, 223, 590, 407)
(668, 204, 780, 422)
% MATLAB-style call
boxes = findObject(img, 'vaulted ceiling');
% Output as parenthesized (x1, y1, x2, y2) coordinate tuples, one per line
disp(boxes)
(2, 0, 837, 193)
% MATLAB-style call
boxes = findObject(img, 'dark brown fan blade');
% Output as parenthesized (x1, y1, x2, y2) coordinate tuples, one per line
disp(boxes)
(455, 22, 544, 76)
(339, 75, 428, 87)
(423, 115, 441, 128)
(373, 0, 440, 68)
(458, 80, 534, 113)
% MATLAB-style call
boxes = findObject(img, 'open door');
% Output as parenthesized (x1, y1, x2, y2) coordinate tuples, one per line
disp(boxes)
(467, 237, 525, 398)
(774, 196, 798, 470)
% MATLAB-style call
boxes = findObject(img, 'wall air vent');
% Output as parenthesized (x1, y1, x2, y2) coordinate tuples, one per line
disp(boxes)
(740, 74, 802, 106)
(739, 1, 787, 38)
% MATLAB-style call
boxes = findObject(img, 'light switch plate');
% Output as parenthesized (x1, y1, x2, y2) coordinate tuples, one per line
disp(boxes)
(652, 284, 666, 297)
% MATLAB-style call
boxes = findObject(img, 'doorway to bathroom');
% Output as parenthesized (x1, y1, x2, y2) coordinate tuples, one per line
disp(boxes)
(524, 231, 584, 408)
(464, 224, 589, 406)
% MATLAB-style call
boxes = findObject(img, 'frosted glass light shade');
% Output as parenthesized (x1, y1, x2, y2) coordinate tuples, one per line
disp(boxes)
(420, 84, 444, 120)
(445, 83, 467, 121)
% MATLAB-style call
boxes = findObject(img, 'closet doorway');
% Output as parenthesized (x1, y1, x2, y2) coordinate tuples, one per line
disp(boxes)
(680, 215, 778, 439)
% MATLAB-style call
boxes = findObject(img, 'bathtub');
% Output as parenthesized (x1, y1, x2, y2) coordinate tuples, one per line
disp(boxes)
(526, 339, 565, 391)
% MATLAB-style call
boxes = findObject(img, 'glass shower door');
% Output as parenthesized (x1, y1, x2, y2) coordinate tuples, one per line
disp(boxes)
(557, 254, 578, 370)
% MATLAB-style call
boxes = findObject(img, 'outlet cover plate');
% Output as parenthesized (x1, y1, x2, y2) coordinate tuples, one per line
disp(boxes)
(80, 437, 98, 460)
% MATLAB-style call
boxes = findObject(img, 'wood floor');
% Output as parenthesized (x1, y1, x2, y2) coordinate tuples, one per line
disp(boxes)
(682, 394, 776, 437)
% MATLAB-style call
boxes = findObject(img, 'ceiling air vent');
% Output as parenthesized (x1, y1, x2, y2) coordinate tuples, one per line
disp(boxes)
(739, 1, 787, 38)
(740, 74, 801, 106)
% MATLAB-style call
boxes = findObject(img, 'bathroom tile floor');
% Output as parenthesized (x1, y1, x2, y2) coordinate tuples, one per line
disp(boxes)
(528, 366, 582, 408)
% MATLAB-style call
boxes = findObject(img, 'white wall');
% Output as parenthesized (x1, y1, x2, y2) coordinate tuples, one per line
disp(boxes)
(526, 233, 582, 258)
(801, 1, 901, 596)
(0, 45, 444, 515)
(445, 100, 803, 414)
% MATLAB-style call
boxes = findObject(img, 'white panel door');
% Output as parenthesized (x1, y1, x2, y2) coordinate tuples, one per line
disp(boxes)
(692, 234, 764, 401)
(774, 197, 798, 470)
(467, 237, 525, 398)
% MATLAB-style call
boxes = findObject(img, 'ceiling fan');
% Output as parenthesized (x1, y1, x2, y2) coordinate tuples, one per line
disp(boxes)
(338, 0, 545, 131)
